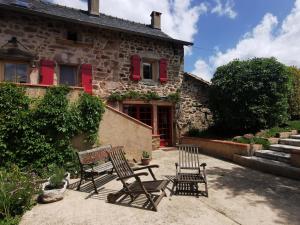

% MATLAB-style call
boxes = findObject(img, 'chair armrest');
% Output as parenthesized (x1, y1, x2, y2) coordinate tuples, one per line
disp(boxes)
(132, 165, 159, 171)
(200, 163, 207, 168)
(116, 172, 148, 181)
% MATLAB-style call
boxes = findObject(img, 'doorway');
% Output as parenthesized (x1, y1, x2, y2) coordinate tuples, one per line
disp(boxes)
(158, 106, 172, 147)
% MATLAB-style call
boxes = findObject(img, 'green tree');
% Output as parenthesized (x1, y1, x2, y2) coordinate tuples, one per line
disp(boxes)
(209, 57, 291, 131)
(288, 66, 300, 119)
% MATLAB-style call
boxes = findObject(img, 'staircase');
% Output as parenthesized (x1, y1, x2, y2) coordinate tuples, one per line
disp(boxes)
(234, 135, 300, 180)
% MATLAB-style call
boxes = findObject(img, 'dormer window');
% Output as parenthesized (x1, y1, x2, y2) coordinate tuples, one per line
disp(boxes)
(67, 31, 78, 42)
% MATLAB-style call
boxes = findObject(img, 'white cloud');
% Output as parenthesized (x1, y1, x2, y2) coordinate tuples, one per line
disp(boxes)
(192, 59, 212, 81)
(211, 0, 237, 19)
(193, 0, 300, 81)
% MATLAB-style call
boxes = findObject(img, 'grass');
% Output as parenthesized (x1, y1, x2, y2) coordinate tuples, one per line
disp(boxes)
(258, 120, 300, 138)
(232, 137, 270, 149)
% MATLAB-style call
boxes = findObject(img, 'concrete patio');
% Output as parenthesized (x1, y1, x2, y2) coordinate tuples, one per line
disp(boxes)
(21, 150, 300, 225)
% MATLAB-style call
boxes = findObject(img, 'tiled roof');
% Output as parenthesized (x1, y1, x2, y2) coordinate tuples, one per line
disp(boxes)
(184, 72, 211, 85)
(0, 0, 193, 46)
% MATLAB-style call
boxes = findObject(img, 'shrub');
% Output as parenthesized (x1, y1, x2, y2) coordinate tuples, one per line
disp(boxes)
(210, 58, 291, 132)
(288, 67, 300, 119)
(49, 166, 66, 189)
(0, 84, 105, 174)
(232, 137, 270, 149)
(0, 165, 36, 219)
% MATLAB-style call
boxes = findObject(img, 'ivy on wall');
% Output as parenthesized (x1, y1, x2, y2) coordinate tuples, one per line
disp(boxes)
(0, 83, 105, 173)
(107, 90, 180, 103)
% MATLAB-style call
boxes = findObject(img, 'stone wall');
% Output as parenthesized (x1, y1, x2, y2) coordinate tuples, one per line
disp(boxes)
(176, 73, 213, 137)
(0, 11, 184, 99)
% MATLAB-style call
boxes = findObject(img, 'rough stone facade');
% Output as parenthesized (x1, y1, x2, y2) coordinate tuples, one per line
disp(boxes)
(176, 73, 213, 136)
(0, 11, 184, 99)
(0, 10, 212, 145)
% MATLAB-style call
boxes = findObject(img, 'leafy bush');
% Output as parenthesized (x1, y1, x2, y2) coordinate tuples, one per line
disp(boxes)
(0, 84, 105, 174)
(49, 166, 66, 189)
(232, 137, 270, 149)
(210, 58, 291, 131)
(288, 67, 300, 119)
(0, 165, 36, 219)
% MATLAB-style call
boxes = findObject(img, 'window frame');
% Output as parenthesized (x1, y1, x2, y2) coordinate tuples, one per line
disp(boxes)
(141, 58, 159, 82)
(58, 64, 80, 87)
(0, 60, 30, 83)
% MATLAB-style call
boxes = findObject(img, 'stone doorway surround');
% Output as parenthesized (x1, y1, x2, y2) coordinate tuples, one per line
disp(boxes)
(116, 100, 175, 147)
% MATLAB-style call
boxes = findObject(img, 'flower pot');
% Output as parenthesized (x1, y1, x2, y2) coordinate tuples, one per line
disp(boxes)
(40, 172, 70, 203)
(141, 158, 151, 165)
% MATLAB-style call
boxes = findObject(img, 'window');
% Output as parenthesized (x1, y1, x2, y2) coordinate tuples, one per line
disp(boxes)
(123, 105, 152, 127)
(59, 65, 78, 86)
(141, 59, 158, 81)
(3, 62, 28, 83)
(143, 63, 153, 80)
(67, 31, 78, 42)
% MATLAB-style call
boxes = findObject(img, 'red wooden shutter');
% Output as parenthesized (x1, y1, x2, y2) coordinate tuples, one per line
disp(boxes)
(159, 58, 168, 83)
(81, 64, 93, 94)
(131, 55, 141, 81)
(39, 60, 55, 85)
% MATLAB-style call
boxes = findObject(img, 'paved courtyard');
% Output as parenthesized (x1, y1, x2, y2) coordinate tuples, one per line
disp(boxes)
(21, 150, 300, 225)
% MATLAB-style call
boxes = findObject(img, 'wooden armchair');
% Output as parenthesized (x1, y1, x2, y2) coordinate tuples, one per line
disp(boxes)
(106, 146, 169, 211)
(173, 145, 208, 197)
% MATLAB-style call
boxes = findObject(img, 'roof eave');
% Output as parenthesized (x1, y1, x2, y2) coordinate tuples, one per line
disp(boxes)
(0, 4, 193, 46)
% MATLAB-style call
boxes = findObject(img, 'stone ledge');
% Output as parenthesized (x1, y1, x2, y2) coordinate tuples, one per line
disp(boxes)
(180, 137, 261, 161)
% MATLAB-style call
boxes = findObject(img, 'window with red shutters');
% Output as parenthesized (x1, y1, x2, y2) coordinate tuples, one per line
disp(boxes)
(81, 64, 92, 94)
(131, 55, 141, 81)
(39, 60, 55, 85)
(159, 58, 168, 83)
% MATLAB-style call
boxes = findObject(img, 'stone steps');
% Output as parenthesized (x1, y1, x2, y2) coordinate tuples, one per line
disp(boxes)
(279, 138, 300, 147)
(290, 134, 300, 140)
(233, 154, 300, 180)
(254, 150, 290, 163)
(269, 144, 300, 154)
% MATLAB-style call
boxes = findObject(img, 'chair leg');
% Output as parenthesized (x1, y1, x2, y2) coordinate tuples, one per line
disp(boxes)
(91, 175, 98, 194)
(204, 181, 208, 197)
(77, 175, 83, 191)
(146, 193, 158, 212)
(171, 181, 176, 196)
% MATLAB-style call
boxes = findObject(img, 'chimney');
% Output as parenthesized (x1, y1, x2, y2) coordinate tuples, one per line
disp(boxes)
(151, 11, 162, 29)
(88, 0, 99, 16)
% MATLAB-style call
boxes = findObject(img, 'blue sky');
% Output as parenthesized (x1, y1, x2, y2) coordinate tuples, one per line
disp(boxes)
(186, 0, 295, 72)
(50, 0, 300, 81)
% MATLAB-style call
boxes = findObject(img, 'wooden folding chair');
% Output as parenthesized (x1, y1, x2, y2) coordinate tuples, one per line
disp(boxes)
(107, 146, 169, 211)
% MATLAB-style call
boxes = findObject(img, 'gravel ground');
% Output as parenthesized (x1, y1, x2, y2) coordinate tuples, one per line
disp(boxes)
(20, 150, 300, 225)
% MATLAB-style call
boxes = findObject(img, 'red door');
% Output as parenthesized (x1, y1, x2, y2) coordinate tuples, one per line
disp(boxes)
(158, 106, 172, 147)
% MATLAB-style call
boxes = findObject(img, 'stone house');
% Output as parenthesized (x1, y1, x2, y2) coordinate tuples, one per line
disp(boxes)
(0, 0, 212, 148)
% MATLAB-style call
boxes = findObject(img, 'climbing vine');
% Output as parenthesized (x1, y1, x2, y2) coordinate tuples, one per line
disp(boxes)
(108, 90, 180, 103)
(0, 83, 105, 173)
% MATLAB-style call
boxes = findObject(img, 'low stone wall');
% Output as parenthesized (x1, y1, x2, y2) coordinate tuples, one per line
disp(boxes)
(291, 150, 300, 168)
(180, 137, 262, 161)
(98, 106, 152, 161)
(152, 135, 160, 150)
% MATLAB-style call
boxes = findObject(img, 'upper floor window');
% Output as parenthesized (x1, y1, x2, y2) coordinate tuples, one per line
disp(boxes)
(143, 63, 153, 80)
(141, 59, 158, 81)
(3, 62, 29, 83)
(67, 31, 78, 42)
(59, 65, 79, 86)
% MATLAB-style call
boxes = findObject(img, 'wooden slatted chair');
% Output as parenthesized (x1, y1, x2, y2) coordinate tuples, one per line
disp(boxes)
(106, 146, 169, 211)
(173, 144, 208, 197)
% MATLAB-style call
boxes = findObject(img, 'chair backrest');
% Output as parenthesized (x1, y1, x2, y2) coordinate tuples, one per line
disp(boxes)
(77, 145, 112, 165)
(107, 146, 134, 180)
(178, 144, 201, 169)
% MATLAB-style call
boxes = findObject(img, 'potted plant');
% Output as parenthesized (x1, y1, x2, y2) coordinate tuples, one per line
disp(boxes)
(141, 151, 151, 165)
(40, 166, 70, 203)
